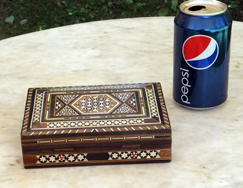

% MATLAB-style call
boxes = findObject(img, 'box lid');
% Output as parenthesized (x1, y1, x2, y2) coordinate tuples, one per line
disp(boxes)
(21, 83, 171, 145)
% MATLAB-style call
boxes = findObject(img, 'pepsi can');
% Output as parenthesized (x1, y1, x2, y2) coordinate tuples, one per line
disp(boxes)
(173, 0, 232, 109)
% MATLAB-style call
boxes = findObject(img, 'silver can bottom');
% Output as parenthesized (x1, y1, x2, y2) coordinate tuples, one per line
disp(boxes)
(175, 101, 224, 111)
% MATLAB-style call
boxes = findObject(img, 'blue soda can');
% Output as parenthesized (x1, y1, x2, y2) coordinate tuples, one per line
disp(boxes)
(173, 0, 232, 109)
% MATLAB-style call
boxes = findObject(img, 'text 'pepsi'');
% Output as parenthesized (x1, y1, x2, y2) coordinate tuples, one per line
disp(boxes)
(173, 0, 232, 109)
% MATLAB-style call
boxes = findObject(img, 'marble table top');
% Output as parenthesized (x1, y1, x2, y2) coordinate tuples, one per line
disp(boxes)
(0, 17, 242, 188)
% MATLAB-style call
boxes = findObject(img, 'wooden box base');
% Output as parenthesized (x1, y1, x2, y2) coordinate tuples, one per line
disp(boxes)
(21, 83, 171, 168)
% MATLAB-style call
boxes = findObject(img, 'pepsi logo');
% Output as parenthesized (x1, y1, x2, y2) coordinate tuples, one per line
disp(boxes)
(182, 35, 219, 70)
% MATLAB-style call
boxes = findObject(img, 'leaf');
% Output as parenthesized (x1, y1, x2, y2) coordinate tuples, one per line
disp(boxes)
(171, 0, 178, 11)
(20, 19, 28, 25)
(126, 0, 133, 4)
(158, 8, 169, 16)
(67, 9, 73, 16)
(136, 2, 146, 7)
(5, 15, 15, 25)
(108, 2, 113, 7)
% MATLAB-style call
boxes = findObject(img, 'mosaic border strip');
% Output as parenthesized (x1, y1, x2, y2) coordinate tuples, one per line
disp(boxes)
(108, 150, 161, 160)
(47, 119, 144, 128)
(155, 83, 171, 129)
(146, 88, 159, 117)
(22, 88, 34, 133)
(28, 83, 156, 92)
(36, 153, 88, 163)
(35, 150, 162, 164)
(32, 93, 43, 122)
(49, 84, 140, 91)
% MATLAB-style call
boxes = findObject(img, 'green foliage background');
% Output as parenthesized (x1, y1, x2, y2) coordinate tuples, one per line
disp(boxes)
(0, 0, 242, 40)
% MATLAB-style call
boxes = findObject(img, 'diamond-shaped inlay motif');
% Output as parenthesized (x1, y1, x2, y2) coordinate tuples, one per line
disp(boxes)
(55, 98, 64, 111)
(58, 95, 78, 104)
(71, 94, 120, 114)
(112, 92, 133, 102)
(113, 103, 136, 114)
(56, 106, 79, 116)
(127, 93, 137, 109)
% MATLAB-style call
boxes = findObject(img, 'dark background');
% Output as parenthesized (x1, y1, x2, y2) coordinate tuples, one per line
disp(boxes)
(1, 0, 242, 40)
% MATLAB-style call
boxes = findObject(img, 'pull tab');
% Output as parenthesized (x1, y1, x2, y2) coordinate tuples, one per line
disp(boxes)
(189, 5, 206, 11)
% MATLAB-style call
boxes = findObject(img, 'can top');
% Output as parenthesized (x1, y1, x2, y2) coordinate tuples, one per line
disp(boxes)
(180, 0, 228, 16)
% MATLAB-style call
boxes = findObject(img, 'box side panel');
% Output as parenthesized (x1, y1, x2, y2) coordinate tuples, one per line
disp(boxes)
(23, 146, 171, 168)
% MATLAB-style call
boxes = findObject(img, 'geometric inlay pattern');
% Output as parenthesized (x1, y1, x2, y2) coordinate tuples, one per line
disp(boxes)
(55, 98, 64, 111)
(127, 93, 137, 108)
(46, 91, 141, 119)
(58, 95, 79, 104)
(113, 103, 136, 114)
(36, 153, 88, 163)
(56, 106, 79, 116)
(108, 150, 160, 160)
(25, 83, 170, 136)
(111, 92, 133, 102)
(33, 93, 43, 122)
(47, 119, 144, 128)
(147, 89, 159, 117)
(72, 94, 119, 114)
(36, 150, 161, 164)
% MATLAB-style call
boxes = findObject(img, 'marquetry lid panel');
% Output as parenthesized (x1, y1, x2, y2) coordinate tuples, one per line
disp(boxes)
(21, 83, 171, 138)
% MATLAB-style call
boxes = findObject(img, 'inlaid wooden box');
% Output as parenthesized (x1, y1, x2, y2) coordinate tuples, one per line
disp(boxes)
(21, 83, 171, 168)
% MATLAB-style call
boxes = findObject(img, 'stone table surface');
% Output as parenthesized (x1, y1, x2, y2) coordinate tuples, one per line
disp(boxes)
(0, 17, 242, 188)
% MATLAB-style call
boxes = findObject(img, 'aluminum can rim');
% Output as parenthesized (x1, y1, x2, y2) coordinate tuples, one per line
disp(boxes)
(180, 0, 228, 16)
